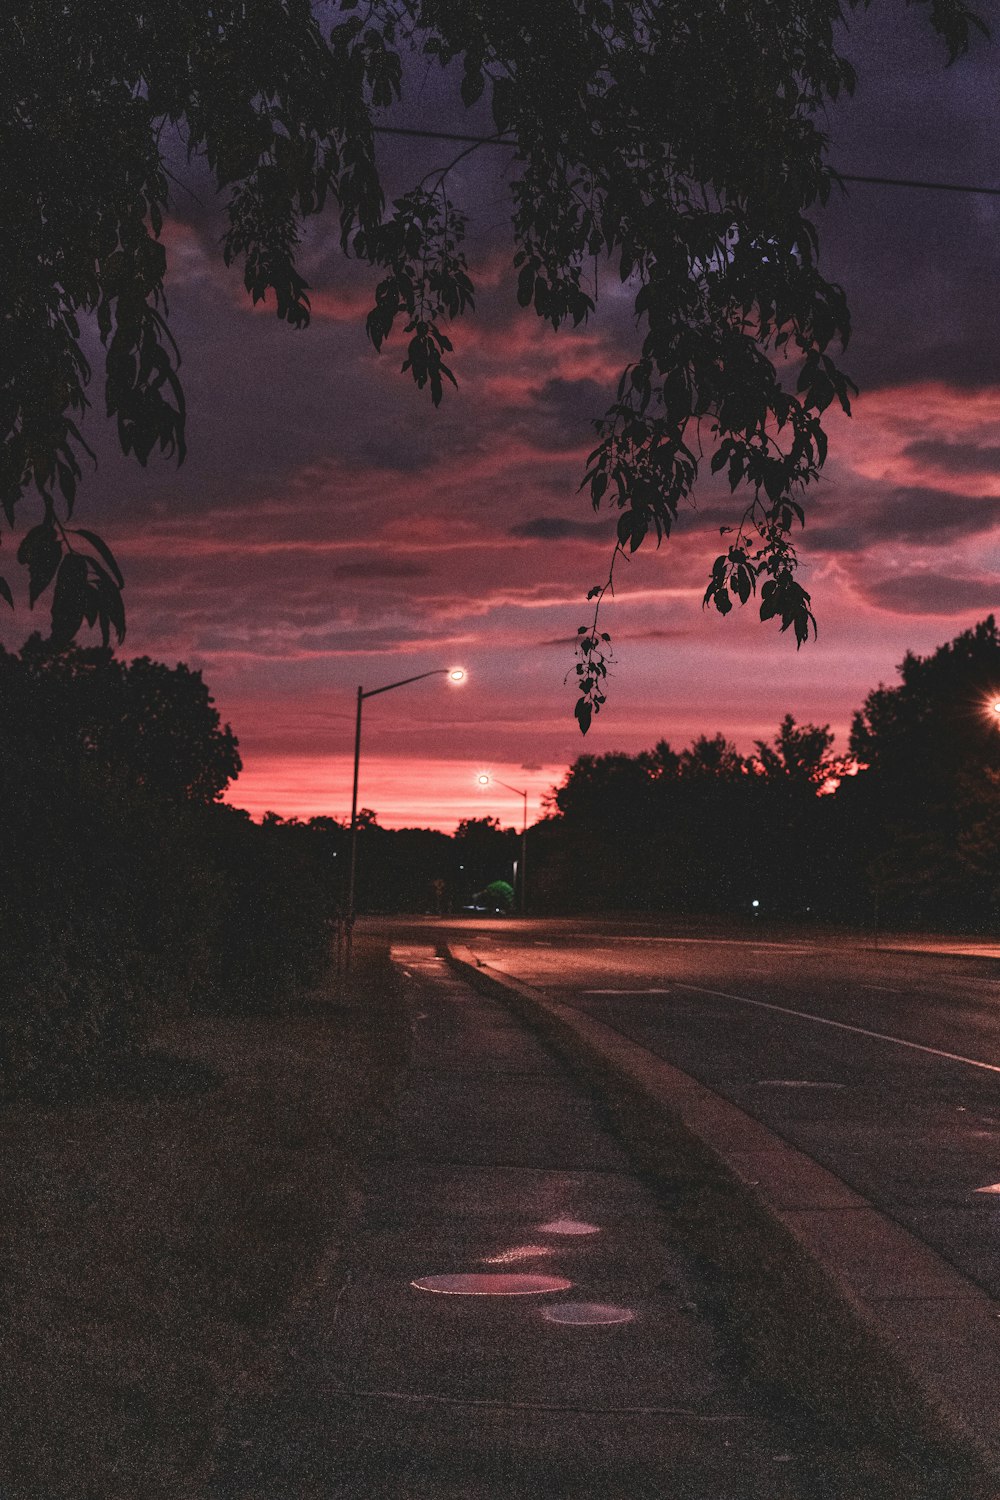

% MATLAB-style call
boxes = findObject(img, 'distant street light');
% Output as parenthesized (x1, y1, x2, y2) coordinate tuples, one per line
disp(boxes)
(345, 667, 466, 961)
(477, 773, 528, 915)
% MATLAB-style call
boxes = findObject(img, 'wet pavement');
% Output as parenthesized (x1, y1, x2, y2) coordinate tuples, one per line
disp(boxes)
(211, 945, 814, 1499)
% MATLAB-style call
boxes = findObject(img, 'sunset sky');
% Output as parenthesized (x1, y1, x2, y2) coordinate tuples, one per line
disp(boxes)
(4, 8, 998, 830)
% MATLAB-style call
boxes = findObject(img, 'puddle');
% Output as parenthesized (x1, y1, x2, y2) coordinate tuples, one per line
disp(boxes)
(482, 1245, 554, 1264)
(974, 1183, 1000, 1195)
(538, 1218, 601, 1236)
(542, 1302, 635, 1326)
(412, 1273, 572, 1296)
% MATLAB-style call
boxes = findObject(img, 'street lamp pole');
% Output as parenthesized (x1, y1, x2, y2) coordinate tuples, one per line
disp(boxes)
(345, 667, 465, 967)
(477, 774, 528, 915)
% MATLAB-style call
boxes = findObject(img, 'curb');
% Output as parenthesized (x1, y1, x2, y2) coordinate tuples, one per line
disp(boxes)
(447, 942, 1000, 1482)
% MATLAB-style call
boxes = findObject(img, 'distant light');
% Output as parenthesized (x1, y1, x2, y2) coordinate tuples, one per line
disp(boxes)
(448, 668, 466, 683)
(478, 774, 490, 785)
(752, 899, 760, 908)
(993, 700, 1000, 715)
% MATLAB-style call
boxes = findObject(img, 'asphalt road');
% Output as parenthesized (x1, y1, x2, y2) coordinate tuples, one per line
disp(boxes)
(378, 917, 1000, 1301)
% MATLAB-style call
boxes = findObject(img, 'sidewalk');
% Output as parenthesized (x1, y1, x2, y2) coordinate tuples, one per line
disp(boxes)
(211, 944, 824, 1498)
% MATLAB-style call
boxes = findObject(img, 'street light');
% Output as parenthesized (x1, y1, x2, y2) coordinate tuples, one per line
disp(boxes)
(477, 773, 528, 915)
(345, 667, 466, 962)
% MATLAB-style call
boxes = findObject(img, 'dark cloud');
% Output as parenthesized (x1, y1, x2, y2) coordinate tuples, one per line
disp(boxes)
(510, 516, 612, 540)
(853, 341, 1000, 393)
(814, 7, 1000, 394)
(621, 627, 693, 642)
(858, 572, 1000, 616)
(808, 486, 1000, 552)
(535, 376, 608, 427)
(902, 439, 1000, 475)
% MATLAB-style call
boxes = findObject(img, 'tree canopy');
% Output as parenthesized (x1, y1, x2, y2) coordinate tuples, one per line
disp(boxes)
(537, 619, 1000, 925)
(0, 635, 241, 803)
(843, 616, 1000, 924)
(2, 0, 986, 726)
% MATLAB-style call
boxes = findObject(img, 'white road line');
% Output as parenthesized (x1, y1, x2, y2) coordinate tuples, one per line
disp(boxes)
(611, 937, 816, 952)
(757, 1080, 845, 1090)
(583, 988, 673, 995)
(673, 982, 1000, 1076)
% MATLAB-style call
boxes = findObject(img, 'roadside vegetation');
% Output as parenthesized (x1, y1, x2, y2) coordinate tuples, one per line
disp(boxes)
(0, 939, 406, 1500)
(0, 642, 409, 1496)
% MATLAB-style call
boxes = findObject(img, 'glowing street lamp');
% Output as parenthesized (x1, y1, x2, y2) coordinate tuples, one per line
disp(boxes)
(346, 667, 466, 959)
(477, 772, 528, 915)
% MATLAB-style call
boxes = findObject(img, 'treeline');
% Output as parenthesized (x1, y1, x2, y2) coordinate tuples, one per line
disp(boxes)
(531, 617, 1000, 929)
(1, 637, 341, 1096)
(349, 619, 1000, 933)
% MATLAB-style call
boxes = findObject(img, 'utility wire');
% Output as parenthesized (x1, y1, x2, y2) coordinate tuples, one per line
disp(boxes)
(373, 124, 1000, 197)
(833, 171, 1000, 197)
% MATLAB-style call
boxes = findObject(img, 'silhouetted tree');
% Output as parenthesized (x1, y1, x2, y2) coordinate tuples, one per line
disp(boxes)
(753, 714, 840, 787)
(2, 0, 984, 726)
(679, 734, 748, 782)
(1, 635, 241, 803)
(0, 644, 339, 1092)
(845, 617, 1000, 928)
(454, 816, 516, 899)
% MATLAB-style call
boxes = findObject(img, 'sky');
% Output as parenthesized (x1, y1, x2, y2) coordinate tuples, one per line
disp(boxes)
(5, 5, 999, 830)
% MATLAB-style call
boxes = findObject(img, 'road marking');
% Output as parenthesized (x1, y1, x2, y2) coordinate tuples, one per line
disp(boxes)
(862, 984, 902, 994)
(674, 983, 1000, 1076)
(975, 1183, 1000, 1195)
(757, 1080, 845, 1090)
(616, 937, 816, 952)
(583, 988, 673, 995)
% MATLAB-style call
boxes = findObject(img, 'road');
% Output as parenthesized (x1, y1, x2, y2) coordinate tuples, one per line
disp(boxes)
(378, 916, 1000, 1301)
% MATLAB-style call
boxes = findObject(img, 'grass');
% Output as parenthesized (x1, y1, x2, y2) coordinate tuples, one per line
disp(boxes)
(0, 939, 408, 1500)
(458, 958, 996, 1500)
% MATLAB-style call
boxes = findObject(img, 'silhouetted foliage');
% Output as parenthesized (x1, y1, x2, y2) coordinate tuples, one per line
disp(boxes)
(845, 616, 1000, 928)
(1, 643, 343, 1093)
(2, 0, 986, 728)
(2, 635, 241, 801)
(753, 713, 841, 787)
(352, 823, 454, 912)
(453, 815, 518, 898)
(532, 620, 1000, 931)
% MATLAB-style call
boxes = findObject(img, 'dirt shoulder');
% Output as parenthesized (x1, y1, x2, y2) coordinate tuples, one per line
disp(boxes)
(0, 940, 407, 1500)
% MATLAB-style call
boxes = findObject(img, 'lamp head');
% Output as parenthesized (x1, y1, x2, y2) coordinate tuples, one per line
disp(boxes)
(448, 668, 466, 683)
(477, 774, 490, 785)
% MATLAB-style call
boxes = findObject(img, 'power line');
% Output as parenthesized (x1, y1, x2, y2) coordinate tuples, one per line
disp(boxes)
(372, 124, 1000, 198)
(835, 171, 1000, 198)
(376, 124, 514, 147)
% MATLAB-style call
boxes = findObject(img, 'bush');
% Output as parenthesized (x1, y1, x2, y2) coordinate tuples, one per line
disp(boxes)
(1, 641, 343, 1092)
